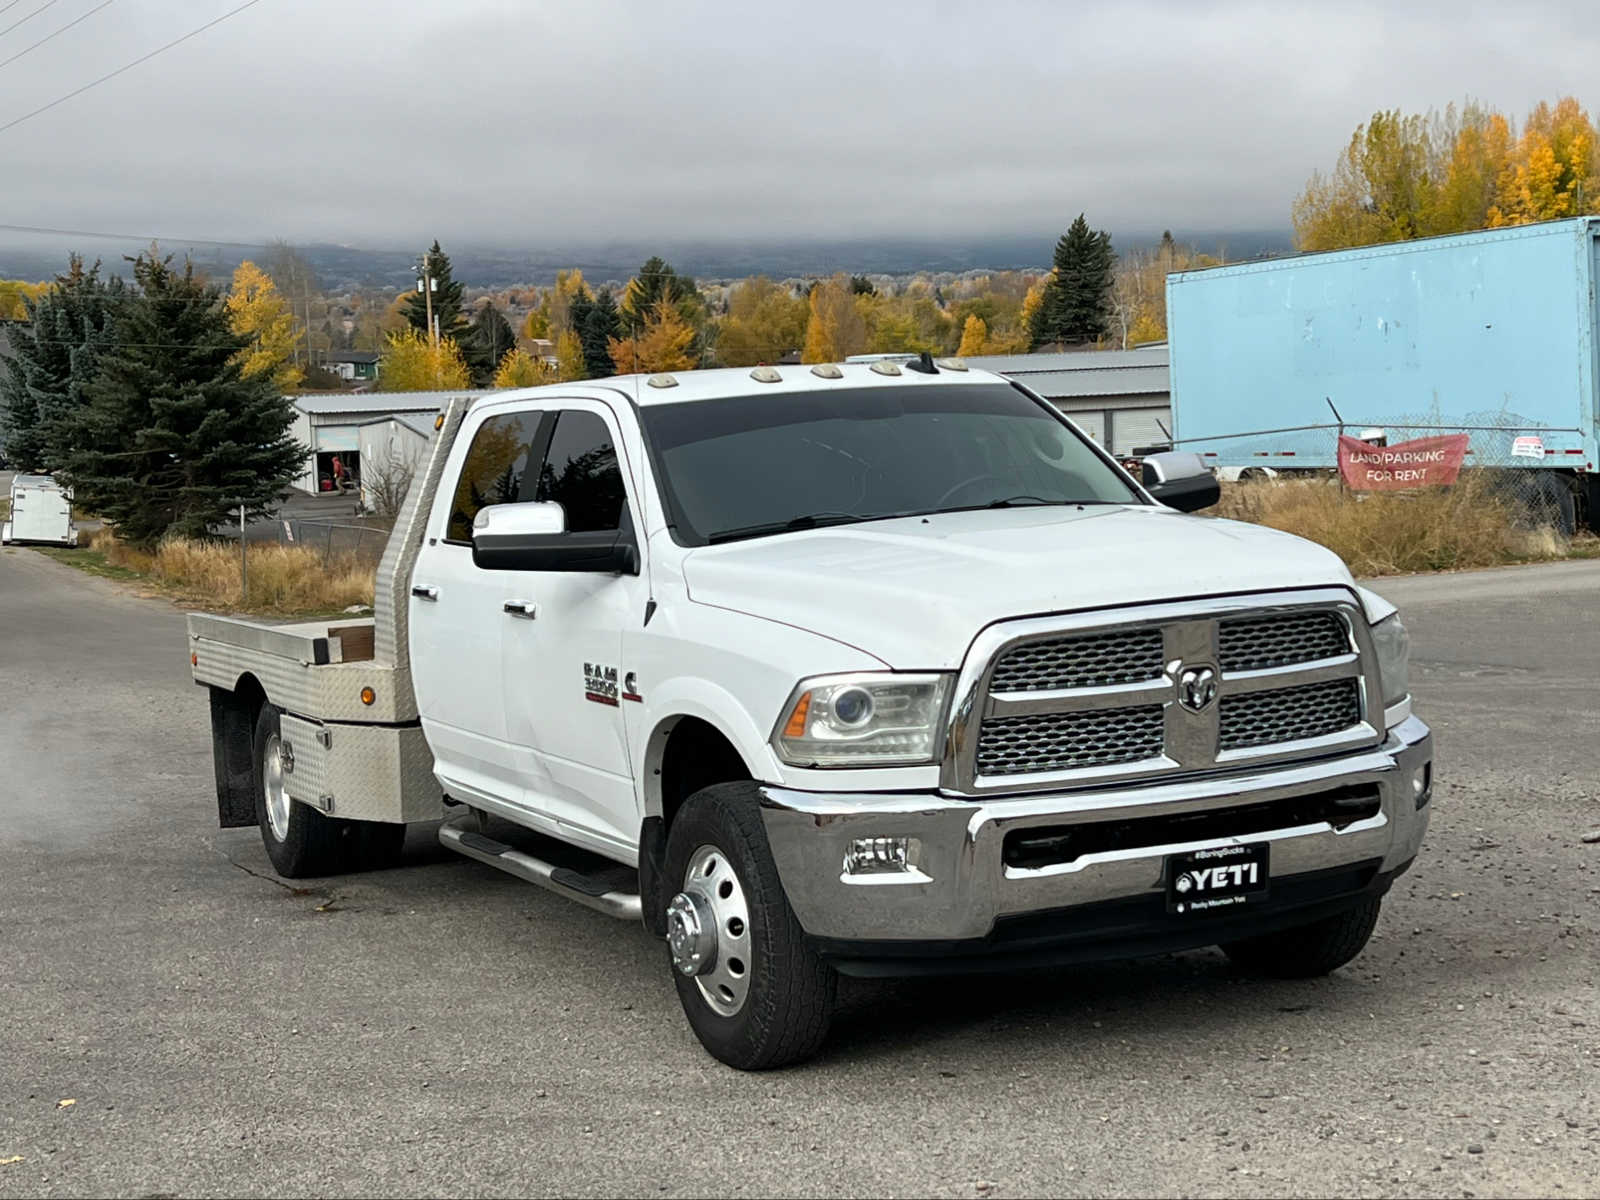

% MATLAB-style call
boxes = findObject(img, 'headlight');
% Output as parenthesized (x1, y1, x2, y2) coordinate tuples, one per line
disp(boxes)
(772, 673, 951, 767)
(1369, 611, 1410, 710)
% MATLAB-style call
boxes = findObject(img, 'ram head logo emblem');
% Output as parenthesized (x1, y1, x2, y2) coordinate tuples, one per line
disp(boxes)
(1177, 665, 1218, 713)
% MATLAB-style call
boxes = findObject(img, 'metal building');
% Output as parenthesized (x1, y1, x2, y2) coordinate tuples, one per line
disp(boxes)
(288, 390, 490, 495)
(970, 346, 1171, 454)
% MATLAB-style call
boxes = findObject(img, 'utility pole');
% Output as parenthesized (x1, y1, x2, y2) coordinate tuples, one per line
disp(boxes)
(417, 258, 439, 348)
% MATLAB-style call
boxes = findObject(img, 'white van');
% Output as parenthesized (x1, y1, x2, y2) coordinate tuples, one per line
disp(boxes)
(2, 474, 78, 546)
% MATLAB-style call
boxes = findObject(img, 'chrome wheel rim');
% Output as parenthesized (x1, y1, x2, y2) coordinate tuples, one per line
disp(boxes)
(671, 844, 752, 1018)
(262, 732, 291, 842)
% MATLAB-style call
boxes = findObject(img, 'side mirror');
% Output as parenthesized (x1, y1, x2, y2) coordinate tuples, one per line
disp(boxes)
(1140, 451, 1221, 513)
(471, 502, 640, 574)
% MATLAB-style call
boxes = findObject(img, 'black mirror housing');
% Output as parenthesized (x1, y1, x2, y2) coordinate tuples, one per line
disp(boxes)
(472, 529, 639, 574)
(1145, 473, 1221, 513)
(1140, 451, 1221, 513)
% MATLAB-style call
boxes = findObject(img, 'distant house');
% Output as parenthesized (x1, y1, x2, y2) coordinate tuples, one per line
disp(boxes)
(527, 338, 557, 368)
(321, 350, 381, 383)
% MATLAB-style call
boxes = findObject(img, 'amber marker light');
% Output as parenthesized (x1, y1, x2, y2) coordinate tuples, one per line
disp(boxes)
(190, 652, 198, 667)
(360, 686, 376, 706)
(782, 690, 811, 739)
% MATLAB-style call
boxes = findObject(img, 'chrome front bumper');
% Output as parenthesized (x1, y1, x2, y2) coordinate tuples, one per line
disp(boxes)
(759, 716, 1432, 945)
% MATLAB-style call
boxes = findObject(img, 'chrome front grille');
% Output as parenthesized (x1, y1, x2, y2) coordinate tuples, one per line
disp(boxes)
(955, 593, 1379, 793)
(1219, 611, 1348, 671)
(989, 628, 1164, 691)
(1219, 678, 1362, 751)
(975, 706, 1165, 775)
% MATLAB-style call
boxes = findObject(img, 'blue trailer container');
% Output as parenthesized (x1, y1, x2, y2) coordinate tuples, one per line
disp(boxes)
(1166, 218, 1600, 504)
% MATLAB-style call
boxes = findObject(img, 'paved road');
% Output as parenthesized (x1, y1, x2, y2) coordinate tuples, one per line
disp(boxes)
(1, 549, 1596, 1199)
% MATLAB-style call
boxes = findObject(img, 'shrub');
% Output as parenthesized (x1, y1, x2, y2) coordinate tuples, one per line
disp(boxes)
(1211, 474, 1567, 576)
(87, 529, 373, 614)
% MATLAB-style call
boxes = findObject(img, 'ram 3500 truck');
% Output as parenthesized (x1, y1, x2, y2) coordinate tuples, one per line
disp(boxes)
(190, 361, 1432, 1069)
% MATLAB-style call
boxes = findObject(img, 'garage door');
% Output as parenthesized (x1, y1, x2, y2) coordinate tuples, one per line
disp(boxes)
(314, 425, 360, 453)
(1059, 409, 1105, 444)
(1110, 408, 1171, 455)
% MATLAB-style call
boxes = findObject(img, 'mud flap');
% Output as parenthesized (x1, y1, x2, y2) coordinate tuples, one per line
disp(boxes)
(208, 687, 257, 828)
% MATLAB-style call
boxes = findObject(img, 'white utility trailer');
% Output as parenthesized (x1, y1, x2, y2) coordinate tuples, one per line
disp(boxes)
(2, 474, 78, 546)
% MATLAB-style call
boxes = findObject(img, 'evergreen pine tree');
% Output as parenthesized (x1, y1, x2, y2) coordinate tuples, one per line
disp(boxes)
(462, 300, 517, 387)
(621, 256, 701, 334)
(400, 240, 469, 344)
(55, 253, 305, 547)
(581, 288, 621, 377)
(0, 255, 122, 471)
(1030, 214, 1116, 348)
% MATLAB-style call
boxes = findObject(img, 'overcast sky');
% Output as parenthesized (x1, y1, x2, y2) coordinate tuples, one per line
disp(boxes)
(0, 0, 1596, 255)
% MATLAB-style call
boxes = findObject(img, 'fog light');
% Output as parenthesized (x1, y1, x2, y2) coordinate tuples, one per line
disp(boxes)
(1412, 764, 1432, 809)
(844, 836, 915, 876)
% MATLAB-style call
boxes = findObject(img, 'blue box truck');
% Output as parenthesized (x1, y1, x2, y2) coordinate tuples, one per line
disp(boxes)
(1166, 217, 1600, 524)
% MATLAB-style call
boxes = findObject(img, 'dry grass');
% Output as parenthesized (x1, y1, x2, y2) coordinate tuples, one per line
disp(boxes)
(1212, 475, 1571, 576)
(84, 529, 375, 615)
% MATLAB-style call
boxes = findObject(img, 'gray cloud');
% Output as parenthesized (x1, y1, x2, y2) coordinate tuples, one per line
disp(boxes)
(0, 0, 1595, 253)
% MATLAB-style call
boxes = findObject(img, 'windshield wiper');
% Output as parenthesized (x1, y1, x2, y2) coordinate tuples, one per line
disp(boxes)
(706, 512, 870, 544)
(984, 495, 1058, 507)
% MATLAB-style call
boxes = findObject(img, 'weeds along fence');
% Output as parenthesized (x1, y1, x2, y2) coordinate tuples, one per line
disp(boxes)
(1167, 412, 1589, 533)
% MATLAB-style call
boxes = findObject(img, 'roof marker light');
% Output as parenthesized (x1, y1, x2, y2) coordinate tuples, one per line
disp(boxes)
(646, 374, 679, 389)
(869, 361, 902, 376)
(750, 366, 782, 384)
(810, 364, 843, 379)
(935, 357, 968, 372)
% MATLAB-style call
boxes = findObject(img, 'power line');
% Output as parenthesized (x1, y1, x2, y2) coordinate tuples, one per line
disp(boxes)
(0, 0, 266, 136)
(0, 0, 116, 72)
(0, 0, 61, 39)
(0, 0, 31, 18)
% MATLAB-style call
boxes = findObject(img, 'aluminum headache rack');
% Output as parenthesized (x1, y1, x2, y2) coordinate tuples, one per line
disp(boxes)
(942, 587, 1383, 796)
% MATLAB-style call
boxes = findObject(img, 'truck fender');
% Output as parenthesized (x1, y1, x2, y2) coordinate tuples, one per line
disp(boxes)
(635, 679, 777, 821)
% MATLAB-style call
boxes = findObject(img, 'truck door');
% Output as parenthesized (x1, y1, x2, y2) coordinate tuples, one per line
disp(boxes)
(499, 403, 644, 853)
(410, 407, 548, 809)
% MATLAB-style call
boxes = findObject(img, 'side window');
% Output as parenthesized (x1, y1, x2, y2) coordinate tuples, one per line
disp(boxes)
(536, 410, 626, 533)
(445, 411, 545, 542)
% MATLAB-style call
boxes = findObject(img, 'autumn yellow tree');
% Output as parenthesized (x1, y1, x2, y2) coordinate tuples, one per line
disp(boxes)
(801, 275, 868, 363)
(379, 328, 472, 391)
(0, 278, 49, 321)
(493, 347, 551, 388)
(716, 276, 809, 366)
(547, 269, 594, 338)
(1295, 98, 1600, 252)
(555, 329, 586, 381)
(956, 314, 988, 356)
(608, 300, 697, 374)
(1489, 98, 1597, 225)
(225, 261, 303, 391)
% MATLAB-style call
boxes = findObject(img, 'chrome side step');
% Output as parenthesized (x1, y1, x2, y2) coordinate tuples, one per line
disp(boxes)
(439, 818, 643, 922)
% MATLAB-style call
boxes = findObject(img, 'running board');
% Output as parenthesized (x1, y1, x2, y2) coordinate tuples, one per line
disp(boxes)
(439, 819, 643, 922)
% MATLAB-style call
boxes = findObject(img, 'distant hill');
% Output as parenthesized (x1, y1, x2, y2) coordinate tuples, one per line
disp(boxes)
(0, 231, 1295, 291)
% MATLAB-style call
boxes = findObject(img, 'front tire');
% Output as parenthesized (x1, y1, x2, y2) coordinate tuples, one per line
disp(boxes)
(1221, 897, 1382, 977)
(663, 783, 836, 1070)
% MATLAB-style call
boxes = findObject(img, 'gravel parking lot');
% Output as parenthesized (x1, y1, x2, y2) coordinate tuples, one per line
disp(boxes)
(0, 547, 1596, 1198)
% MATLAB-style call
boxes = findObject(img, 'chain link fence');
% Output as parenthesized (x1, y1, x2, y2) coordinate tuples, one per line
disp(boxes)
(274, 518, 392, 565)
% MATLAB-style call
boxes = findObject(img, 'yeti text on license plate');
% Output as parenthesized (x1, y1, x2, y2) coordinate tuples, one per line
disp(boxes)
(1166, 843, 1269, 915)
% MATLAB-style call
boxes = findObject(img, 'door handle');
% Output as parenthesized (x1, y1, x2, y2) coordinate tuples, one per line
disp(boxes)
(411, 584, 439, 601)
(503, 600, 538, 619)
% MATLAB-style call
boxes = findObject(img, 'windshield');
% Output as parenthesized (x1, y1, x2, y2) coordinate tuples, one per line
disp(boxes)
(639, 382, 1142, 545)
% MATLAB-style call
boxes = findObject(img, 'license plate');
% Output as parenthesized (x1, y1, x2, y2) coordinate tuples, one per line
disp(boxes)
(1166, 842, 1269, 915)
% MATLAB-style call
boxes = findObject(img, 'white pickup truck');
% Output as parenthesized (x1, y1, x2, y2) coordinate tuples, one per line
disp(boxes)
(190, 359, 1432, 1069)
